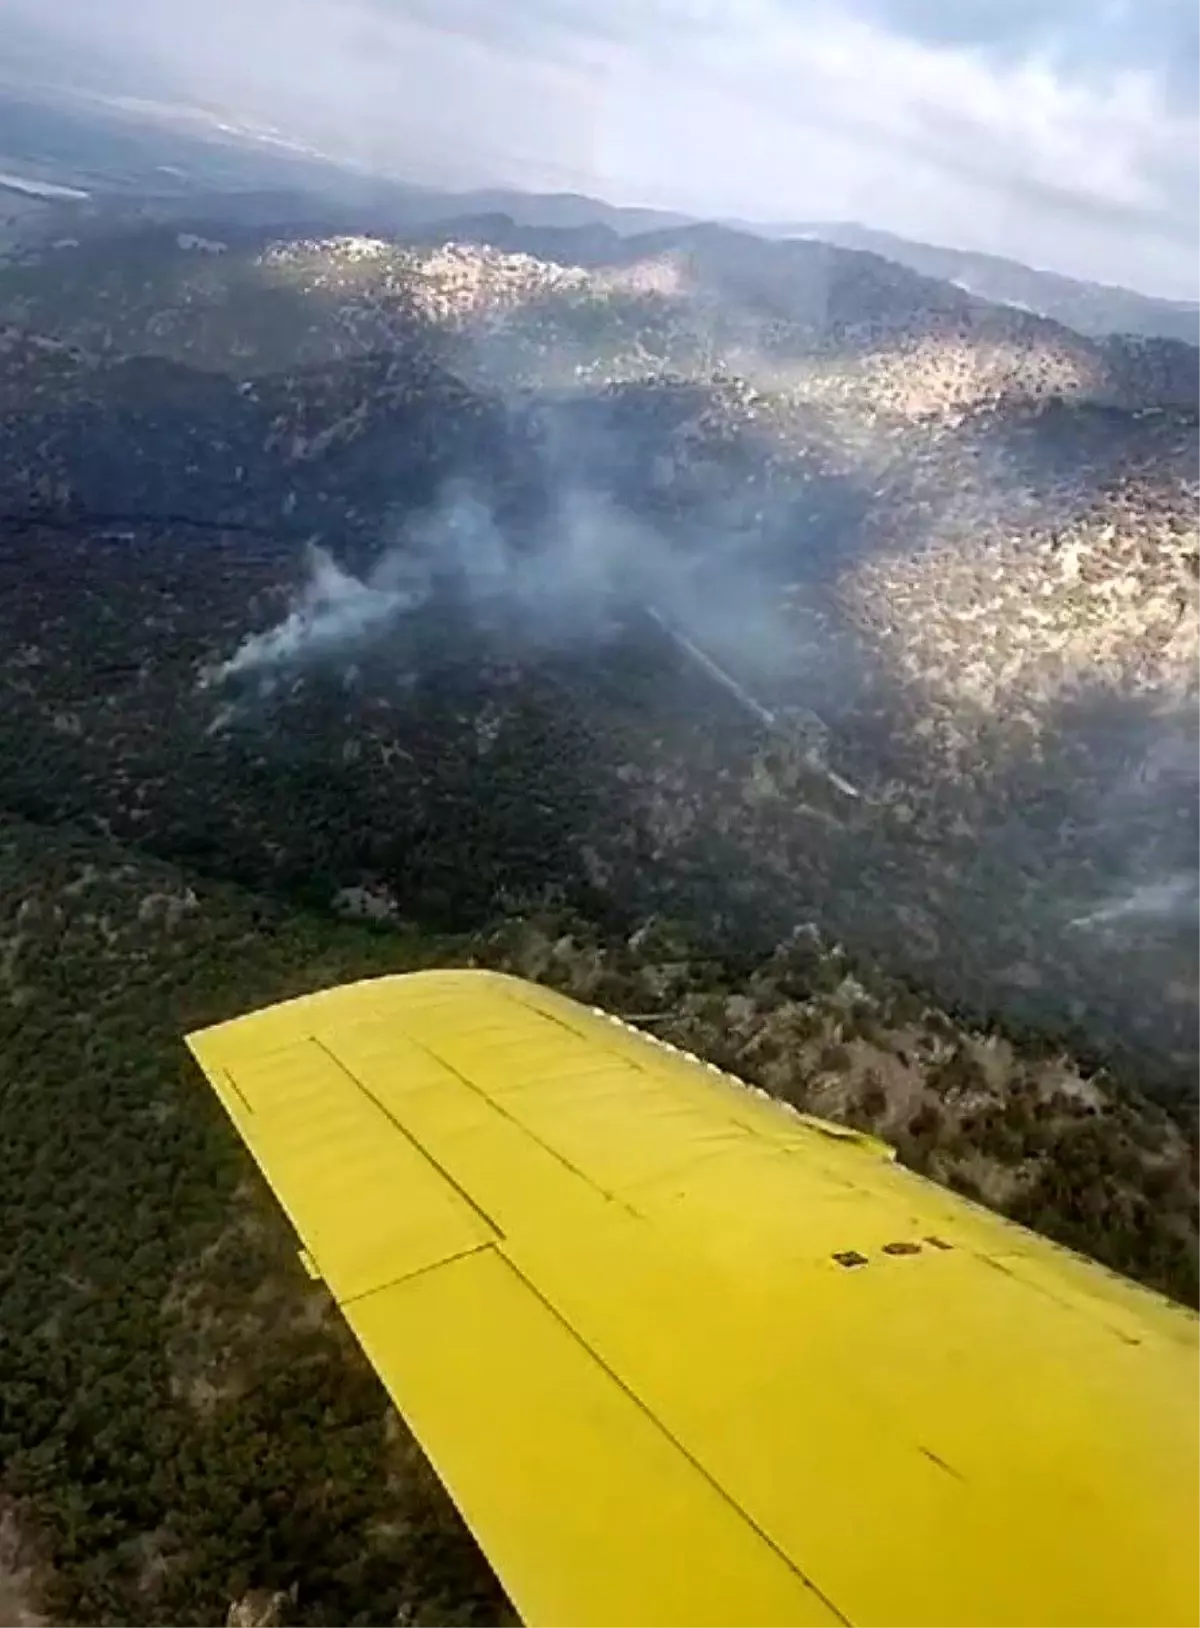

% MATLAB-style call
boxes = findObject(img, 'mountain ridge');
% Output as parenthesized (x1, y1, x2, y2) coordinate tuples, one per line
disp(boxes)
(774, 219, 1200, 346)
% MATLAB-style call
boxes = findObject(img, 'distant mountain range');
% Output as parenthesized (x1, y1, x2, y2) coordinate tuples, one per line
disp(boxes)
(769, 221, 1200, 348)
(432, 197, 1199, 347)
(0, 81, 1195, 349)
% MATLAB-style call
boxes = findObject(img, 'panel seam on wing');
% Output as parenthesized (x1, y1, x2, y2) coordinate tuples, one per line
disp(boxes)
(397, 1027, 646, 1218)
(220, 1068, 256, 1115)
(494, 1249, 852, 1627)
(309, 1035, 506, 1239)
(340, 1242, 498, 1307)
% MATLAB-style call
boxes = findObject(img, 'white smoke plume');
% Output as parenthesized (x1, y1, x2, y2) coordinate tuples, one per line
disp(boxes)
(1062, 706, 1200, 938)
(206, 540, 428, 689)
(1069, 873, 1200, 933)
(202, 474, 826, 708)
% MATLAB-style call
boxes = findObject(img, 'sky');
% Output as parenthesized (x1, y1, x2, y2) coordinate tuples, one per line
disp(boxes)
(2, 0, 1197, 298)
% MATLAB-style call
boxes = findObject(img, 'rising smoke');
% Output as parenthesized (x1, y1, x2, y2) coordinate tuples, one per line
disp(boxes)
(206, 542, 428, 688)
(204, 464, 832, 729)
(1069, 872, 1199, 932)
(1065, 710, 1200, 938)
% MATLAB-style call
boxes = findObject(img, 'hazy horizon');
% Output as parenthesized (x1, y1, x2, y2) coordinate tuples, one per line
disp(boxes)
(1, 0, 1197, 302)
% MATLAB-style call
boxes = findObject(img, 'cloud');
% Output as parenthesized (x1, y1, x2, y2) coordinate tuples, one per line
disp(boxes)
(3, 0, 1197, 295)
(855, 0, 1199, 107)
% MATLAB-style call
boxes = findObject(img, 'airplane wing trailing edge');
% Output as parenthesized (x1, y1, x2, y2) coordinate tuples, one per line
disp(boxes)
(186, 969, 1198, 1628)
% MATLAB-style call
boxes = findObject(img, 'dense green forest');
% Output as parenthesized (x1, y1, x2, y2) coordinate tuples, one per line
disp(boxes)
(0, 816, 514, 1625)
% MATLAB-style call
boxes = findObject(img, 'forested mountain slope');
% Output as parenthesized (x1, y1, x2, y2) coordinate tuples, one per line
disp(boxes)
(0, 207, 1195, 1624)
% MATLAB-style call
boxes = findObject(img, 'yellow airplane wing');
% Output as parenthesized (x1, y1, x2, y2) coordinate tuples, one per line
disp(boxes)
(186, 969, 1198, 1628)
